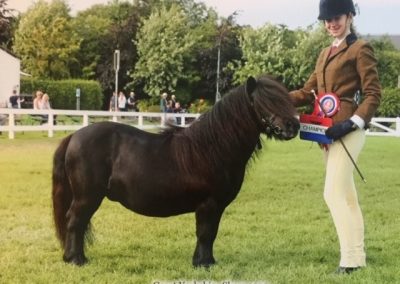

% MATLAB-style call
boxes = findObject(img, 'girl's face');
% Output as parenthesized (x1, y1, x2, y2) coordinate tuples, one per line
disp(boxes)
(324, 14, 351, 39)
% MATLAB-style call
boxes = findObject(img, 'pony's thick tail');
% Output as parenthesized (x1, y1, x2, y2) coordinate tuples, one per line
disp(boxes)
(52, 134, 73, 248)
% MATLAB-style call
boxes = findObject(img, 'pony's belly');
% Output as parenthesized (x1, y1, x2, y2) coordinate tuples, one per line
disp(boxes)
(109, 189, 202, 217)
(119, 196, 197, 217)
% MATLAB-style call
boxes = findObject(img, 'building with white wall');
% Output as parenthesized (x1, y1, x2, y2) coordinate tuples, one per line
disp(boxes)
(0, 47, 20, 108)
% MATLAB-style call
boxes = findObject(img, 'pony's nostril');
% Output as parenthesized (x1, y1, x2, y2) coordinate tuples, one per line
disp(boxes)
(285, 120, 299, 137)
(288, 120, 300, 132)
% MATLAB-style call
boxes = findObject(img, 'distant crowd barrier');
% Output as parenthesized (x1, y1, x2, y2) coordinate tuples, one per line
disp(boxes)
(0, 108, 201, 139)
(0, 108, 399, 139)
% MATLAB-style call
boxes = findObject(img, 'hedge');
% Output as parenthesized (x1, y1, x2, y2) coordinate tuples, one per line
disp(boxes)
(376, 88, 400, 117)
(21, 78, 102, 110)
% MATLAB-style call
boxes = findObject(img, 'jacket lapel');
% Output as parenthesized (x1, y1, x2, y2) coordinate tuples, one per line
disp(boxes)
(323, 33, 358, 68)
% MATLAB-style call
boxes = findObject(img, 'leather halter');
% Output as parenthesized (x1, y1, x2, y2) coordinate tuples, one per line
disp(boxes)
(261, 114, 283, 136)
(247, 95, 283, 136)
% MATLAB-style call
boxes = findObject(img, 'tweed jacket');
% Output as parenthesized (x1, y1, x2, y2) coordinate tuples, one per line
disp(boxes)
(290, 33, 381, 125)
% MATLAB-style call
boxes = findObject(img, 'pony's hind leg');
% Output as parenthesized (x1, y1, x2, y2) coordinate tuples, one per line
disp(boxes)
(193, 199, 224, 267)
(63, 196, 103, 265)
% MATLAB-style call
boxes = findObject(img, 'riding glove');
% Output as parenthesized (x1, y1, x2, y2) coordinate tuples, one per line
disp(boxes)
(325, 119, 357, 140)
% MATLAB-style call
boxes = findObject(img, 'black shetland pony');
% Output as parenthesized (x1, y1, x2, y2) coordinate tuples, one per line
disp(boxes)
(52, 75, 299, 267)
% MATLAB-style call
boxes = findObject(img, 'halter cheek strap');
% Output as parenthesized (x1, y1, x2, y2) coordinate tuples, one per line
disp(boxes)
(245, 82, 282, 136)
(262, 114, 283, 136)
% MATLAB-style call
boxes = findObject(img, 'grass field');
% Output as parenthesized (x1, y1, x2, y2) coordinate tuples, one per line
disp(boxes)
(0, 132, 399, 284)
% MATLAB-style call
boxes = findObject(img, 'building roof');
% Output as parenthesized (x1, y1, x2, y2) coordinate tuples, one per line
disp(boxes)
(0, 46, 19, 58)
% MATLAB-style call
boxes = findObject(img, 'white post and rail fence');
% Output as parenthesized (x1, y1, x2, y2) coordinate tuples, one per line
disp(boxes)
(0, 108, 399, 139)
(0, 108, 201, 139)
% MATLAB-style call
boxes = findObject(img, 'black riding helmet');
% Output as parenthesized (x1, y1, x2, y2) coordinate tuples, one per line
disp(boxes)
(318, 0, 356, 20)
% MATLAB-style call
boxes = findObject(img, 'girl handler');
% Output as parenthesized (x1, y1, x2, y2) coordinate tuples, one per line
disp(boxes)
(290, 0, 381, 274)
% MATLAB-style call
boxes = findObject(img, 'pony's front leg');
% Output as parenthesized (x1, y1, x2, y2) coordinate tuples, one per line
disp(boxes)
(193, 199, 224, 267)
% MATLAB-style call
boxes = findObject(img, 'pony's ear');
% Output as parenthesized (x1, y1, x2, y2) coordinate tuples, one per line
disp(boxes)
(246, 76, 257, 99)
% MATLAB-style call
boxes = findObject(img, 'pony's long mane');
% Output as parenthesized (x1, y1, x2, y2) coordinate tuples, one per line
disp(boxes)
(161, 76, 294, 176)
(176, 86, 258, 174)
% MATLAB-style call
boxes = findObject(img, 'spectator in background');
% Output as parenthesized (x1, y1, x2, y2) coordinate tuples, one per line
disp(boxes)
(160, 92, 168, 113)
(33, 91, 43, 110)
(170, 94, 177, 110)
(127, 91, 138, 112)
(118, 91, 127, 111)
(39, 93, 53, 124)
(9, 90, 24, 109)
(41, 93, 51, 110)
(174, 102, 183, 113)
(109, 92, 117, 111)
(166, 100, 174, 113)
(174, 101, 184, 125)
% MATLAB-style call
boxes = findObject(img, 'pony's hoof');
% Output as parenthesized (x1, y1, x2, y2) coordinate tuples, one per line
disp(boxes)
(63, 254, 88, 266)
(193, 259, 216, 269)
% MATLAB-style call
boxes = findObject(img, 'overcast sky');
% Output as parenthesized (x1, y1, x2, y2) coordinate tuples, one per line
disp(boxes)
(7, 0, 400, 35)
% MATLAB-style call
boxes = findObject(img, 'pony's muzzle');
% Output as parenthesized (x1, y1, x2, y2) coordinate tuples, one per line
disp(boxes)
(283, 119, 300, 140)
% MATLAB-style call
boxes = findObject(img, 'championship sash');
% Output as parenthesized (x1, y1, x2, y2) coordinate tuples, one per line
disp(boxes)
(299, 92, 340, 144)
(299, 114, 333, 144)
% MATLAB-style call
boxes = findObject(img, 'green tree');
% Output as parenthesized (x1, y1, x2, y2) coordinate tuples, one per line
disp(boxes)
(369, 36, 400, 88)
(72, 5, 112, 79)
(132, 4, 197, 98)
(288, 25, 330, 89)
(227, 23, 330, 90)
(99, 1, 142, 93)
(0, 0, 16, 49)
(377, 88, 400, 117)
(228, 24, 295, 86)
(73, 1, 144, 110)
(13, 0, 80, 79)
(191, 14, 243, 102)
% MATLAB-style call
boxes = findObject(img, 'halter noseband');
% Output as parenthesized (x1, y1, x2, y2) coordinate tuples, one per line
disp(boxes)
(261, 114, 283, 136)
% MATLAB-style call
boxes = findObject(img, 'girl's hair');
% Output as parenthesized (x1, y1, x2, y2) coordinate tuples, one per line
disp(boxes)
(350, 24, 356, 34)
(348, 13, 357, 34)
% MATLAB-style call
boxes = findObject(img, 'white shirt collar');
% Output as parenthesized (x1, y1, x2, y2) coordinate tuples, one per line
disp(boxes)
(332, 38, 345, 47)
(332, 31, 351, 47)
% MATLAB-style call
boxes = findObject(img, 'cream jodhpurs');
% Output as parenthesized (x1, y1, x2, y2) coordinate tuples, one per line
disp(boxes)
(323, 129, 366, 268)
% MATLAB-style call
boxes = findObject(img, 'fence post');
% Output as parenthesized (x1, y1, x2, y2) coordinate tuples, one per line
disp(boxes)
(161, 113, 166, 127)
(8, 113, 15, 139)
(83, 114, 89, 126)
(397, 117, 400, 137)
(48, 113, 54, 138)
(138, 114, 143, 128)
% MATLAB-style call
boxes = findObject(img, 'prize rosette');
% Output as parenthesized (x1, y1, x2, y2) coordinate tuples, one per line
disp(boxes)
(300, 92, 339, 144)
(313, 93, 340, 117)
